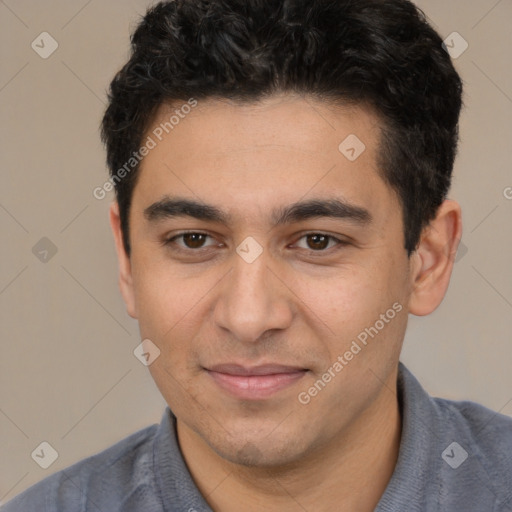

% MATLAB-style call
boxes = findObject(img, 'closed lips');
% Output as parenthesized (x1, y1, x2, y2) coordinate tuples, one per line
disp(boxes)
(206, 364, 308, 376)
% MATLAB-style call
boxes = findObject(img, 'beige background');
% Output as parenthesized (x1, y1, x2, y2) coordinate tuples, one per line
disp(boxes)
(1, 0, 511, 503)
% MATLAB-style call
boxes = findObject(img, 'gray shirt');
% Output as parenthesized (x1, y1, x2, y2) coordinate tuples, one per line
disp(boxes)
(3, 362, 512, 511)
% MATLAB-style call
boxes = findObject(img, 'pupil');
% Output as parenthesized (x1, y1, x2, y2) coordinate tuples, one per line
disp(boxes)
(308, 234, 328, 250)
(184, 233, 205, 248)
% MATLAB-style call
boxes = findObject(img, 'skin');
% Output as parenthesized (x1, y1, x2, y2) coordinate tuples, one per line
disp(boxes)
(109, 93, 462, 511)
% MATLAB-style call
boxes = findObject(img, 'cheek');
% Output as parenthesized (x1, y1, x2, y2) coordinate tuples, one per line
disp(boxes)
(291, 257, 407, 355)
(130, 249, 206, 337)
(132, 272, 178, 338)
(296, 265, 393, 326)
(130, 261, 224, 380)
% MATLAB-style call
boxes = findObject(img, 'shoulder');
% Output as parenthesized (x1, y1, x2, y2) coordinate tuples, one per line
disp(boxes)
(1, 424, 159, 512)
(433, 395, 512, 504)
(394, 364, 512, 509)
(434, 395, 512, 457)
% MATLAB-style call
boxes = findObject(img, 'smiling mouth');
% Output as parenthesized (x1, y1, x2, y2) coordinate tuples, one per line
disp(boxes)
(204, 363, 308, 400)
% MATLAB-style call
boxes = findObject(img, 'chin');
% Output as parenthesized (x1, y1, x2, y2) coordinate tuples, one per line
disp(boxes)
(206, 430, 306, 469)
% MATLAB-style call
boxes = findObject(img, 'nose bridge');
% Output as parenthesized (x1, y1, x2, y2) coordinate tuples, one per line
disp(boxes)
(214, 245, 292, 343)
(232, 249, 269, 300)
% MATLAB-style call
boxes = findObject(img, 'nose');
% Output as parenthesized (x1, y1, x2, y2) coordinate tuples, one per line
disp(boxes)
(213, 249, 293, 344)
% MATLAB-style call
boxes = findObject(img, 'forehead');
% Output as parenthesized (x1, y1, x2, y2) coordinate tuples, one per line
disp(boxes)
(148, 94, 381, 156)
(132, 94, 399, 226)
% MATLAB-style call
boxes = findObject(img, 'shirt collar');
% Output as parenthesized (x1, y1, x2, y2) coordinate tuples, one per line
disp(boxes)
(375, 361, 442, 510)
(153, 405, 214, 512)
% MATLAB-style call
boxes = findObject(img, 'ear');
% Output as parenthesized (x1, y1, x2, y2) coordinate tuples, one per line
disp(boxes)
(109, 201, 138, 319)
(408, 199, 463, 316)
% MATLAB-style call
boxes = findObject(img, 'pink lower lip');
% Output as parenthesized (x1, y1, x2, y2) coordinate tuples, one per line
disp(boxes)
(206, 370, 307, 400)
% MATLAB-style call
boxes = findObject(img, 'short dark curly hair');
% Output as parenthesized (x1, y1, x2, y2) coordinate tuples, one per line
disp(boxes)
(101, 0, 463, 257)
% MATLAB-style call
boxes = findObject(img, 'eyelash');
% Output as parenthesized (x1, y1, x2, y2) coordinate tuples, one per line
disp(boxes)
(163, 231, 349, 255)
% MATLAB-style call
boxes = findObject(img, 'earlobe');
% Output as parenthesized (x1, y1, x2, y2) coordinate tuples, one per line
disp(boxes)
(109, 201, 138, 319)
(408, 199, 463, 316)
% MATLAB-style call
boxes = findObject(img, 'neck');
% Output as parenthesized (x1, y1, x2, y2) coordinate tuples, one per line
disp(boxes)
(177, 368, 401, 512)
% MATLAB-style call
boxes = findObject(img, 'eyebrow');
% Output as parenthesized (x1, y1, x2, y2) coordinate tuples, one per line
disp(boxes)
(144, 196, 372, 226)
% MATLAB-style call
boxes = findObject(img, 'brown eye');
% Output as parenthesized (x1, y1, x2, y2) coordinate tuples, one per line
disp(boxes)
(164, 232, 217, 251)
(294, 233, 348, 253)
(181, 233, 207, 248)
(306, 234, 330, 250)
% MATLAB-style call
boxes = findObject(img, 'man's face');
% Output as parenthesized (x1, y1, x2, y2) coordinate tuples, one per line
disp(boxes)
(119, 94, 416, 466)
